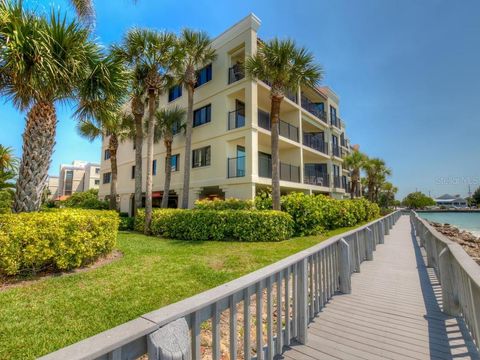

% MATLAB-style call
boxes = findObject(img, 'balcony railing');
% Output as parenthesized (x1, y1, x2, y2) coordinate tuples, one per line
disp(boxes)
(331, 116, 341, 128)
(227, 156, 246, 178)
(228, 65, 245, 84)
(332, 144, 341, 158)
(301, 95, 327, 122)
(333, 175, 341, 188)
(259, 157, 300, 183)
(303, 133, 328, 154)
(304, 167, 329, 187)
(261, 79, 297, 103)
(258, 111, 299, 143)
(228, 109, 246, 130)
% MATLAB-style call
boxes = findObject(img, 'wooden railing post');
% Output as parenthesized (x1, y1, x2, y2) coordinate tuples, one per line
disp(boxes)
(365, 227, 374, 261)
(338, 239, 351, 294)
(438, 248, 460, 316)
(379, 221, 385, 244)
(354, 232, 361, 272)
(296, 259, 308, 344)
(384, 219, 390, 235)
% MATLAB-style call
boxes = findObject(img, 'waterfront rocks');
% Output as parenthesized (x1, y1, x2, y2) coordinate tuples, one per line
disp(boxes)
(429, 222, 480, 264)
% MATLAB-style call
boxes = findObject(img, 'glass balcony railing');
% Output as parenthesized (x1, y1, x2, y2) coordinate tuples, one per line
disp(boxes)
(258, 156, 300, 183)
(333, 175, 341, 188)
(332, 144, 341, 157)
(228, 65, 245, 84)
(228, 109, 245, 130)
(303, 167, 329, 187)
(258, 111, 299, 142)
(303, 133, 328, 154)
(227, 156, 246, 178)
(301, 95, 327, 122)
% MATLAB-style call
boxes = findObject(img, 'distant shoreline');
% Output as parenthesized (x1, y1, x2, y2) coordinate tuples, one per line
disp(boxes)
(417, 209, 480, 213)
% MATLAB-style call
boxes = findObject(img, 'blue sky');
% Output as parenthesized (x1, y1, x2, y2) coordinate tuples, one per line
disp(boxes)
(1, 0, 479, 199)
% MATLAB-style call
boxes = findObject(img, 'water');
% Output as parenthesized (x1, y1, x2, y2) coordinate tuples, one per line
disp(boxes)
(419, 212, 480, 237)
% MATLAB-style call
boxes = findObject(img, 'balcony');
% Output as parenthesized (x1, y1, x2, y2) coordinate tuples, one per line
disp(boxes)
(332, 144, 341, 158)
(333, 175, 341, 188)
(301, 95, 327, 123)
(227, 156, 246, 178)
(260, 79, 297, 103)
(303, 132, 328, 154)
(258, 110, 299, 142)
(331, 116, 341, 128)
(259, 156, 300, 183)
(304, 166, 329, 187)
(228, 64, 245, 84)
(228, 109, 245, 130)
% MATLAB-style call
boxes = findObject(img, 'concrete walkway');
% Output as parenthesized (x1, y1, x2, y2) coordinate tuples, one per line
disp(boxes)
(283, 215, 480, 360)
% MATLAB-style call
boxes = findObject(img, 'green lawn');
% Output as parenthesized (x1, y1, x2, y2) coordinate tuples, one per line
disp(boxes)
(0, 226, 361, 360)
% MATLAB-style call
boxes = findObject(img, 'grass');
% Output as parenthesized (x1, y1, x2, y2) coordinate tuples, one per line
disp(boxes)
(0, 225, 364, 360)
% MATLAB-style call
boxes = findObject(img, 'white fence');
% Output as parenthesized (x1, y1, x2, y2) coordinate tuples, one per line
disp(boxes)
(39, 211, 401, 360)
(411, 212, 480, 348)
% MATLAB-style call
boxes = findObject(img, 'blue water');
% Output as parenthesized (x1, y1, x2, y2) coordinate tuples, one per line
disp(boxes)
(419, 212, 480, 236)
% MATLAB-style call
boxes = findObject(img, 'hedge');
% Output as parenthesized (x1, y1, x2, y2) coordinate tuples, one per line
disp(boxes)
(135, 209, 294, 242)
(0, 209, 119, 276)
(194, 198, 254, 210)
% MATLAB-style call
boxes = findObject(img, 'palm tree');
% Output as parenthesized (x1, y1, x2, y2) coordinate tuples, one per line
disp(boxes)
(77, 114, 133, 210)
(173, 29, 216, 209)
(246, 39, 323, 210)
(153, 106, 186, 208)
(344, 149, 367, 199)
(0, 7, 105, 212)
(0, 145, 19, 173)
(380, 182, 398, 208)
(363, 158, 391, 203)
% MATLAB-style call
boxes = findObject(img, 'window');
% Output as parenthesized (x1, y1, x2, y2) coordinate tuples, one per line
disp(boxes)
(104, 149, 111, 160)
(193, 104, 211, 127)
(170, 154, 180, 171)
(172, 120, 182, 135)
(64, 170, 73, 196)
(131, 165, 135, 179)
(192, 146, 211, 168)
(168, 85, 182, 102)
(195, 63, 212, 88)
(94, 179, 100, 185)
(152, 160, 157, 176)
(95, 167, 100, 174)
(103, 172, 111, 184)
(330, 105, 338, 126)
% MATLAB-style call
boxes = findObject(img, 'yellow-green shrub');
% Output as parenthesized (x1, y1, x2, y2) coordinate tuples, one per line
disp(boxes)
(0, 209, 119, 276)
(135, 209, 294, 242)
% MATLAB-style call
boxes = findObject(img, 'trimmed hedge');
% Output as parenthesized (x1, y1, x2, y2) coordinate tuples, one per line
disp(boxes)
(135, 209, 294, 242)
(0, 209, 119, 276)
(194, 198, 254, 210)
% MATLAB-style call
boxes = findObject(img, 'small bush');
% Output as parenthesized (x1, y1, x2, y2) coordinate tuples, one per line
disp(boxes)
(119, 216, 135, 231)
(135, 209, 294, 242)
(0, 190, 13, 214)
(0, 209, 119, 276)
(194, 198, 254, 210)
(281, 193, 324, 236)
(60, 189, 108, 210)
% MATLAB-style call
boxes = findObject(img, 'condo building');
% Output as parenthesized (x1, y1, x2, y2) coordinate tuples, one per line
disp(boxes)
(48, 160, 101, 200)
(99, 14, 354, 214)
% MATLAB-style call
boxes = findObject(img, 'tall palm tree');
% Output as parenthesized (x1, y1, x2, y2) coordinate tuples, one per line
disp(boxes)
(381, 181, 398, 208)
(246, 39, 323, 210)
(119, 29, 175, 232)
(153, 106, 186, 208)
(77, 114, 133, 210)
(364, 158, 391, 203)
(173, 29, 216, 209)
(0, 7, 105, 212)
(344, 149, 367, 199)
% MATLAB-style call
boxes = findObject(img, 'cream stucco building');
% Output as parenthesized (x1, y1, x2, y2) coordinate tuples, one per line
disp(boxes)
(99, 14, 354, 214)
(48, 160, 101, 200)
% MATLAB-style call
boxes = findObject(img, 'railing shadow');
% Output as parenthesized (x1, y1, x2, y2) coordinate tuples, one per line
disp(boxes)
(409, 223, 479, 359)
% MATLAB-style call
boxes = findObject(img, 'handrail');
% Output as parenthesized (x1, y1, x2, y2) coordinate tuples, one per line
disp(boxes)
(40, 211, 402, 360)
(410, 211, 480, 348)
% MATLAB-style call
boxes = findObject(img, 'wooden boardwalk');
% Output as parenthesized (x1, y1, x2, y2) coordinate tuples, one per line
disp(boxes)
(283, 215, 480, 360)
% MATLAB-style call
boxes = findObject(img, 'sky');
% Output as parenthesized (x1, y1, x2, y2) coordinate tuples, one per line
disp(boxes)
(1, 0, 479, 199)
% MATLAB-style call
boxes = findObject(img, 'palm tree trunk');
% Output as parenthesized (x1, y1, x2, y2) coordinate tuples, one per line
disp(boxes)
(132, 97, 144, 216)
(109, 133, 119, 211)
(181, 83, 194, 209)
(144, 91, 156, 234)
(270, 96, 282, 210)
(13, 101, 56, 212)
(162, 137, 173, 208)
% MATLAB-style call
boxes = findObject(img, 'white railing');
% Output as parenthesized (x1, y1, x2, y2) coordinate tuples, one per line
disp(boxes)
(39, 211, 401, 360)
(411, 211, 480, 348)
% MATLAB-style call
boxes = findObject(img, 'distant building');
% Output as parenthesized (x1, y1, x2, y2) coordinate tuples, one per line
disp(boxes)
(434, 194, 468, 208)
(47, 160, 101, 200)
